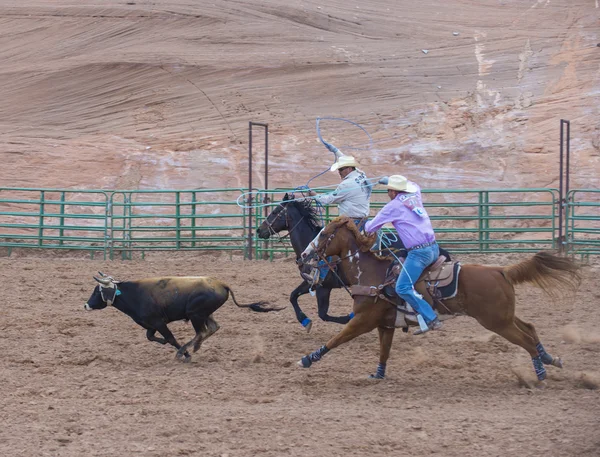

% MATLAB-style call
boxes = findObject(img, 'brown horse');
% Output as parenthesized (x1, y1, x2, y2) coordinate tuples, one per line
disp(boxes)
(298, 217, 581, 383)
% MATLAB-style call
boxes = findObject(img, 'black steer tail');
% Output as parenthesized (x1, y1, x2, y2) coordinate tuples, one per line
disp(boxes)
(225, 287, 284, 312)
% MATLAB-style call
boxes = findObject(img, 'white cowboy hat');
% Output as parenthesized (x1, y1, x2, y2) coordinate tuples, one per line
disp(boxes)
(330, 155, 359, 172)
(379, 175, 419, 193)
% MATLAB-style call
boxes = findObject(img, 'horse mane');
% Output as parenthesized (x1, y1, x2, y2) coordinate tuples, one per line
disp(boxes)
(328, 216, 377, 252)
(287, 198, 322, 233)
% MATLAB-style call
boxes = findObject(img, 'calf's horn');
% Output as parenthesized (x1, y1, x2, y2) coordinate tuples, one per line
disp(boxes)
(94, 276, 112, 286)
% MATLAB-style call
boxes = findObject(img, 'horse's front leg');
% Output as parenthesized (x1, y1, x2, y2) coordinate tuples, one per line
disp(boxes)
(369, 327, 396, 380)
(298, 301, 380, 369)
(316, 286, 353, 325)
(290, 281, 313, 332)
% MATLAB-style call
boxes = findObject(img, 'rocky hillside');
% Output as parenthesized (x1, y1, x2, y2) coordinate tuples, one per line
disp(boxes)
(0, 0, 598, 192)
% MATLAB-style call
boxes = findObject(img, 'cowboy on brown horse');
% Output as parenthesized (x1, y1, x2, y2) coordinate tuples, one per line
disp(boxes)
(364, 175, 442, 335)
(297, 216, 580, 383)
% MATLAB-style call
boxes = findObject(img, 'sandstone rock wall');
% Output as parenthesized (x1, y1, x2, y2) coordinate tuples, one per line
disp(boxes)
(0, 0, 598, 194)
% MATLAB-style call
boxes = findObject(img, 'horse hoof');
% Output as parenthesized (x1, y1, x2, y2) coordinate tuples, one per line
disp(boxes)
(176, 351, 191, 362)
(368, 374, 384, 380)
(535, 380, 547, 390)
(297, 356, 312, 368)
(552, 357, 564, 369)
(301, 318, 312, 333)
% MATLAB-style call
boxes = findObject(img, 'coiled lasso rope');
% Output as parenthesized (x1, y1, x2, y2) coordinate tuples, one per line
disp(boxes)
(237, 117, 376, 212)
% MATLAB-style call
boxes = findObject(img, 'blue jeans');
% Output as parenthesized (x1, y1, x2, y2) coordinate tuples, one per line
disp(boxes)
(395, 243, 439, 324)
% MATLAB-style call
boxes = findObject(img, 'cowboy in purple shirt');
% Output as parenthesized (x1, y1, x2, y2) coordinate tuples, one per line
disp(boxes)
(364, 175, 442, 335)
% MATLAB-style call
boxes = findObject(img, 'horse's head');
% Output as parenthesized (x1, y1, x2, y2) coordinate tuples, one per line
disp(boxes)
(314, 216, 376, 259)
(257, 193, 293, 239)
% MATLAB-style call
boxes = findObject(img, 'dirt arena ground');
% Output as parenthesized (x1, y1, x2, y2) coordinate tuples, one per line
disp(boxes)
(1, 251, 599, 457)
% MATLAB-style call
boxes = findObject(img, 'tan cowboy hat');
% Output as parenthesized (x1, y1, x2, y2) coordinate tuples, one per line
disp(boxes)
(379, 175, 419, 193)
(330, 155, 359, 172)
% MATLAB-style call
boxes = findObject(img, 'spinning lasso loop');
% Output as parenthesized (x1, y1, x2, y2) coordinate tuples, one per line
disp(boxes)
(304, 117, 375, 189)
(316, 116, 374, 152)
(238, 117, 376, 225)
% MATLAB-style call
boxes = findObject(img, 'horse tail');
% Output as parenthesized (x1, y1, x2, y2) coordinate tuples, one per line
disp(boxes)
(224, 286, 284, 313)
(502, 252, 581, 298)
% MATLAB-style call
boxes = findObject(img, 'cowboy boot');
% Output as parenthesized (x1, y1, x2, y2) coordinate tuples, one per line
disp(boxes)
(413, 317, 443, 335)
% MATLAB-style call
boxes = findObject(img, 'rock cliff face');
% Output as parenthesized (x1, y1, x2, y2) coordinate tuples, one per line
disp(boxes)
(0, 1, 598, 194)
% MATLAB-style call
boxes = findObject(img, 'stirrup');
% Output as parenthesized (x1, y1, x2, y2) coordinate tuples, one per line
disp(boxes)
(413, 318, 443, 335)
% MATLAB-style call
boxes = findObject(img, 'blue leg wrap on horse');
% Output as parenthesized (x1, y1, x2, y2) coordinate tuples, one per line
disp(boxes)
(532, 355, 547, 381)
(536, 342, 554, 365)
(372, 363, 386, 379)
(303, 345, 329, 368)
(301, 317, 312, 328)
(349, 312, 355, 319)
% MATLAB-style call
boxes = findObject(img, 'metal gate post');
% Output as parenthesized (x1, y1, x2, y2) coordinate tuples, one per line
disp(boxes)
(558, 119, 571, 253)
(248, 121, 268, 260)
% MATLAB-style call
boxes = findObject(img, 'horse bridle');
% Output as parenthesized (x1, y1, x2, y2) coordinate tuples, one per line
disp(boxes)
(264, 204, 306, 241)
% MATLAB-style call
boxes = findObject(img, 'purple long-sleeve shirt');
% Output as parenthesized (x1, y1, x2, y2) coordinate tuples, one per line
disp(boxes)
(364, 182, 435, 249)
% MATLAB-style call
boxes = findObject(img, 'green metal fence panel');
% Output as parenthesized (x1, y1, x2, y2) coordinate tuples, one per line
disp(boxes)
(108, 189, 249, 260)
(0, 188, 109, 257)
(0, 186, 583, 258)
(405, 188, 559, 253)
(253, 188, 559, 258)
(566, 189, 600, 258)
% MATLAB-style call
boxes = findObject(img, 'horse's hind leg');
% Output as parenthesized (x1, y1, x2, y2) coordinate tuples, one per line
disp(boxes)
(369, 327, 395, 380)
(494, 321, 547, 381)
(317, 287, 352, 325)
(514, 317, 563, 368)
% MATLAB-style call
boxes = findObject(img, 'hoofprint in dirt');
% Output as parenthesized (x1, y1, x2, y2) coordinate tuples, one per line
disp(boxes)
(0, 253, 598, 457)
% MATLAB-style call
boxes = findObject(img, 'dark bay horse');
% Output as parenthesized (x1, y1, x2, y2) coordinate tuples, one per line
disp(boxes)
(256, 194, 353, 332)
(298, 217, 581, 383)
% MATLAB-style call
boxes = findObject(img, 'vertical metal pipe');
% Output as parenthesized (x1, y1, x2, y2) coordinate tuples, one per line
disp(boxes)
(248, 122, 253, 260)
(558, 120, 565, 252)
(264, 124, 269, 198)
(191, 192, 197, 248)
(175, 192, 181, 250)
(263, 125, 270, 260)
(59, 192, 65, 246)
(248, 121, 269, 260)
(566, 120, 570, 201)
(38, 190, 45, 247)
(478, 191, 483, 253)
(565, 120, 571, 254)
(483, 191, 490, 252)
